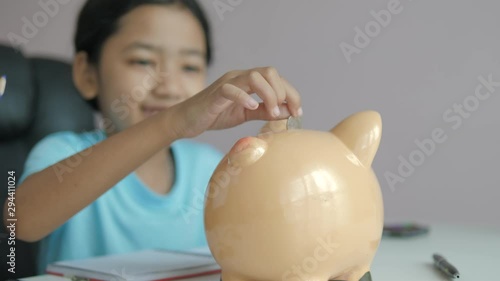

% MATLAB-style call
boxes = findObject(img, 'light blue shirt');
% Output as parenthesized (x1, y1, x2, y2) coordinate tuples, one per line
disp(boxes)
(19, 130, 223, 274)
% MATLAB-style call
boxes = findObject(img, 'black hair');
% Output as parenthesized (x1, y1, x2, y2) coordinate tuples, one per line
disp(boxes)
(74, 0, 212, 111)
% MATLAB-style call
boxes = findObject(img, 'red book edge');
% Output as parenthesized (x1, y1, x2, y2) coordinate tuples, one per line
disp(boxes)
(46, 268, 221, 281)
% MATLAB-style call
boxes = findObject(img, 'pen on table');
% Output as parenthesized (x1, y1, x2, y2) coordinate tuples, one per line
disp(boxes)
(433, 253, 460, 279)
(0, 75, 6, 97)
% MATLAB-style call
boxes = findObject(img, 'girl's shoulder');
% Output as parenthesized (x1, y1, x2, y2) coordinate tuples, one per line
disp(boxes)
(20, 130, 106, 184)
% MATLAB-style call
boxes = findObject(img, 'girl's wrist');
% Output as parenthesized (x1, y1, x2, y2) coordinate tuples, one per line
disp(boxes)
(156, 106, 185, 143)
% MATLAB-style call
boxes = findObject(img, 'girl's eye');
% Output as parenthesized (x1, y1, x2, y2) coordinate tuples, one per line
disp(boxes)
(183, 65, 201, 73)
(130, 59, 155, 67)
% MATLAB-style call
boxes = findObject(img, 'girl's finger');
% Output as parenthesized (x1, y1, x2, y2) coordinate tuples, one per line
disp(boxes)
(256, 67, 286, 107)
(281, 77, 302, 117)
(207, 91, 233, 117)
(244, 71, 280, 117)
(245, 103, 291, 121)
(219, 83, 259, 111)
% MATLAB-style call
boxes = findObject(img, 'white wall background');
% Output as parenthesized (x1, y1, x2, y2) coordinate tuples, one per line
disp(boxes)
(1, 0, 499, 226)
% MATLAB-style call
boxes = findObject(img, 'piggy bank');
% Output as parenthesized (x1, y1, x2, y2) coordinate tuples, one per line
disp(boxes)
(204, 111, 383, 281)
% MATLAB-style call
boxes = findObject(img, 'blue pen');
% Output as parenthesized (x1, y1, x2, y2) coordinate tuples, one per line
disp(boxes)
(433, 253, 460, 279)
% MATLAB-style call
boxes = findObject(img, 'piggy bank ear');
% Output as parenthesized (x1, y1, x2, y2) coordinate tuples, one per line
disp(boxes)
(227, 137, 268, 168)
(330, 111, 382, 167)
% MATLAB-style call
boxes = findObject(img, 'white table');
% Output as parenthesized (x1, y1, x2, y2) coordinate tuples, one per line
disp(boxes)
(22, 224, 500, 281)
(185, 224, 500, 281)
(369, 224, 500, 280)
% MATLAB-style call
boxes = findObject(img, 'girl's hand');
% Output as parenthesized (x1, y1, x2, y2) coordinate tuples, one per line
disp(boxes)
(171, 67, 302, 138)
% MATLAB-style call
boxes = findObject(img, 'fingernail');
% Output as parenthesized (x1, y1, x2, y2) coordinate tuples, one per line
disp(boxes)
(272, 106, 280, 117)
(297, 107, 303, 116)
(247, 99, 259, 109)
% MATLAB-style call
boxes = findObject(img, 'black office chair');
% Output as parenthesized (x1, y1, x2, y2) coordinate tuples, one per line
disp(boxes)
(0, 44, 95, 279)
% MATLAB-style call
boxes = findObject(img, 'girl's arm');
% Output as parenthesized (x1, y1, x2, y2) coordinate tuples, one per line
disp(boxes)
(5, 67, 302, 242)
(7, 110, 180, 242)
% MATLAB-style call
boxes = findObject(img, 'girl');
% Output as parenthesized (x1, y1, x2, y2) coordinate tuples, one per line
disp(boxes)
(5, 0, 302, 273)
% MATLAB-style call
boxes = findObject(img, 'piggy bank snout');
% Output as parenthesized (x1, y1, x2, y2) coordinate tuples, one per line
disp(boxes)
(227, 137, 267, 168)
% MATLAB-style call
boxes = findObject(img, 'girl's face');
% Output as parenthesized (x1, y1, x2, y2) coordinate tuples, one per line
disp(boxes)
(93, 4, 207, 134)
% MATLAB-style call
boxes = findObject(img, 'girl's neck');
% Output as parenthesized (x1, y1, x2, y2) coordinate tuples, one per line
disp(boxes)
(135, 147, 175, 195)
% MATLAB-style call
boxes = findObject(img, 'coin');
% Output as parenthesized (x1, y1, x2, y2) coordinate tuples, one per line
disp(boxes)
(286, 116, 302, 130)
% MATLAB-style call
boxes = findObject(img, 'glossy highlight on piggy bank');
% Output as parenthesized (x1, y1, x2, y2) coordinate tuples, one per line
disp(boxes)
(204, 111, 384, 281)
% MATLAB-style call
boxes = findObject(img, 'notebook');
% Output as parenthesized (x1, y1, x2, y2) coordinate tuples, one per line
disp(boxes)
(45, 249, 220, 281)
